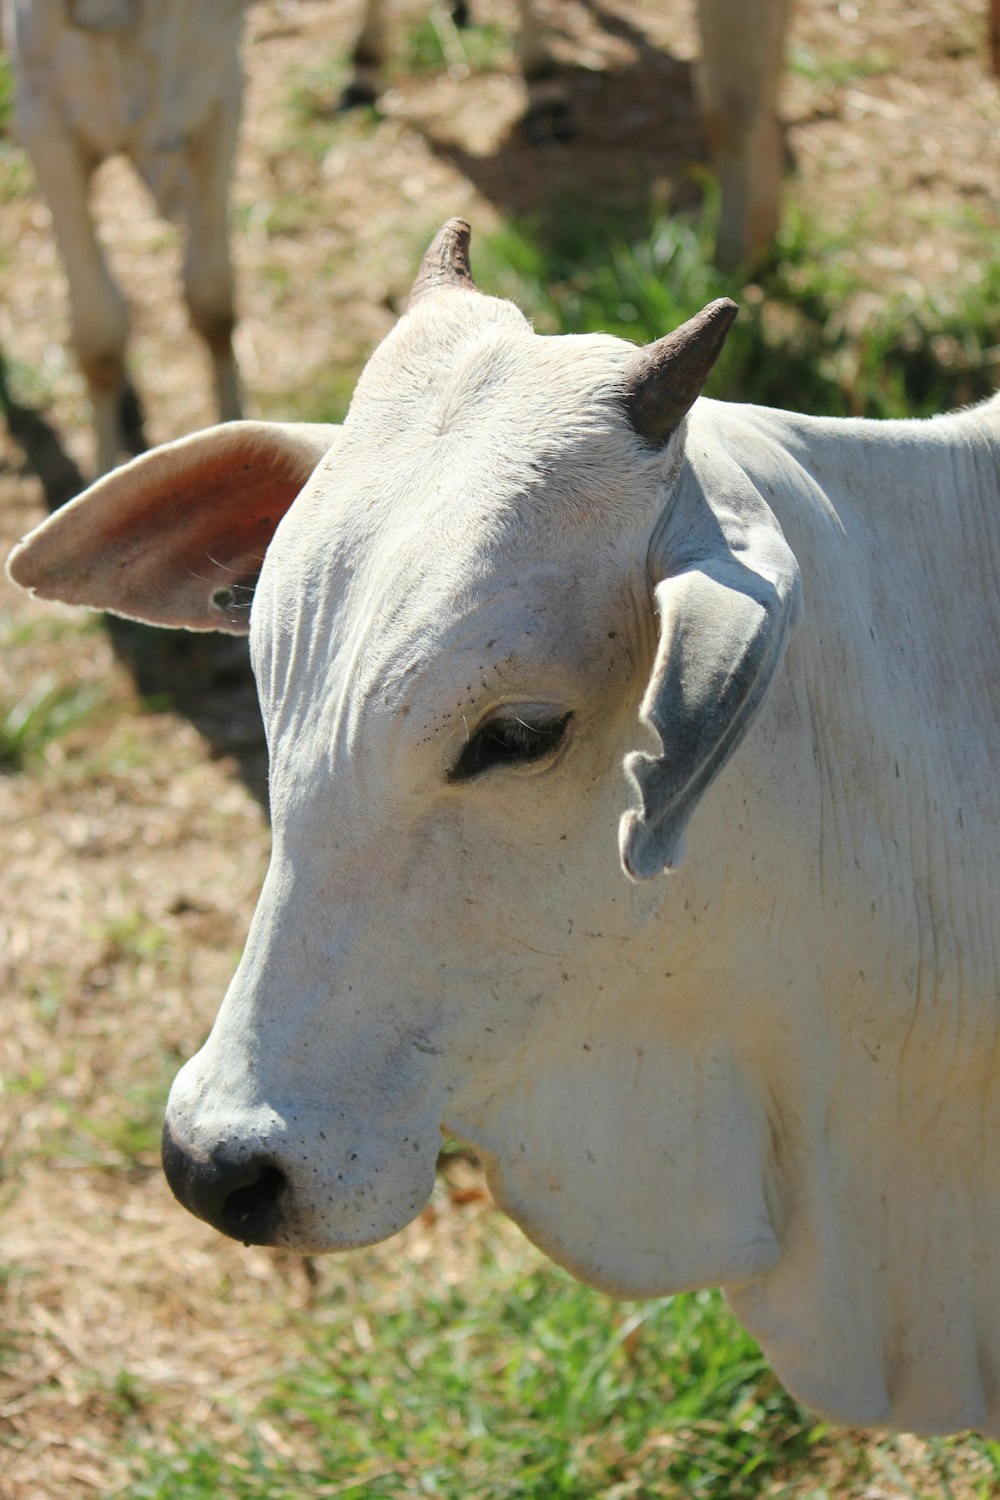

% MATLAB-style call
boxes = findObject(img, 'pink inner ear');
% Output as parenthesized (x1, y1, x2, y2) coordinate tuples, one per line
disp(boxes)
(7, 421, 334, 633)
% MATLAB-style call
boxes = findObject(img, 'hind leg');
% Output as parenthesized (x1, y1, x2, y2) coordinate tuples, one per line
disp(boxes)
(183, 97, 242, 425)
(514, 0, 572, 145)
(21, 124, 134, 473)
(695, 0, 792, 268)
(341, 0, 387, 108)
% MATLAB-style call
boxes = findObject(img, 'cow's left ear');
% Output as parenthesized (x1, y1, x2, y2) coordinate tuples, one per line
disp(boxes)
(6, 420, 339, 633)
(619, 307, 801, 876)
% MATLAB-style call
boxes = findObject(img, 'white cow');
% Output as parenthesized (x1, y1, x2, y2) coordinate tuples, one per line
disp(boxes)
(1, 0, 246, 474)
(8, 221, 1000, 1437)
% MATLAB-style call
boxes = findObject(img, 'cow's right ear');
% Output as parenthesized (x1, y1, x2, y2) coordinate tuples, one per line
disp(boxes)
(5, 420, 339, 634)
(620, 444, 802, 877)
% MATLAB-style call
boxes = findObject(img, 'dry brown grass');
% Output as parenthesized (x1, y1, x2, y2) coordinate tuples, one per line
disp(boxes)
(1, 2, 998, 1495)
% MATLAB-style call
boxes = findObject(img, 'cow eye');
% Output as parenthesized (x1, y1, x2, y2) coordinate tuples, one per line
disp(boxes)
(449, 711, 573, 782)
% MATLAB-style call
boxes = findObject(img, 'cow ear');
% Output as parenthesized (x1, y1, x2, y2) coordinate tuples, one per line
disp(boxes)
(620, 443, 802, 877)
(6, 420, 339, 634)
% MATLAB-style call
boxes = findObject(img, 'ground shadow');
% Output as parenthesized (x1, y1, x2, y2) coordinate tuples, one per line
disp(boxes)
(0, 355, 86, 514)
(422, 1, 707, 265)
(104, 617, 269, 806)
(1, 362, 270, 807)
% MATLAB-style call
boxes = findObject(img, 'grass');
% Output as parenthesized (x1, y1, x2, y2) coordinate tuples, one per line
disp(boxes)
(255, 364, 359, 426)
(3, 1068, 171, 1170)
(0, 53, 33, 204)
(284, 1, 508, 129)
(122, 1269, 817, 1498)
(0, 53, 12, 136)
(0, 611, 133, 773)
(283, 83, 381, 163)
(786, 44, 895, 88)
(0, 670, 106, 772)
(4, 908, 187, 1173)
(474, 191, 1000, 420)
(401, 8, 507, 81)
(118, 1245, 1000, 1499)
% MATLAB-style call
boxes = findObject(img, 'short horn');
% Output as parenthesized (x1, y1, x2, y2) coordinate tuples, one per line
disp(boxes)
(623, 298, 738, 448)
(408, 218, 478, 307)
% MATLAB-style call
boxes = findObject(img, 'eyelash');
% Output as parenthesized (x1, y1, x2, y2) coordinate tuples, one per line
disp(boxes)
(448, 712, 573, 782)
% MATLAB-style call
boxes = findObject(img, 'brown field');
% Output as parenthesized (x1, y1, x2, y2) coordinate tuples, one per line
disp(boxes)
(1, 1, 998, 1495)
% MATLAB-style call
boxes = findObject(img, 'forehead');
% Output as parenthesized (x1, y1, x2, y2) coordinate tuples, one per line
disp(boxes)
(251, 295, 663, 692)
(268, 291, 663, 563)
(334, 291, 660, 529)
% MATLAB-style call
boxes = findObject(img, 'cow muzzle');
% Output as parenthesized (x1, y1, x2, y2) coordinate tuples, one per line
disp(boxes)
(161, 1122, 288, 1245)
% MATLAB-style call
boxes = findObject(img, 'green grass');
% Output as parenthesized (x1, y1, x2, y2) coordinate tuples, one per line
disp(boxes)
(0, 150, 34, 205)
(3, 1071, 171, 1170)
(124, 1270, 816, 1498)
(786, 44, 895, 88)
(400, 9, 507, 80)
(119, 1245, 1000, 1499)
(0, 350, 61, 411)
(67, 1077, 174, 1165)
(474, 193, 999, 420)
(0, 670, 106, 772)
(0, 52, 12, 136)
(256, 364, 359, 427)
(282, 3, 506, 158)
(0, 602, 117, 772)
(284, 83, 381, 159)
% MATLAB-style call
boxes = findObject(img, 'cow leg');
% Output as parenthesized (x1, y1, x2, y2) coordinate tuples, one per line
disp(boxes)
(695, 0, 792, 269)
(20, 125, 133, 474)
(514, 0, 572, 144)
(182, 99, 242, 425)
(341, 0, 386, 108)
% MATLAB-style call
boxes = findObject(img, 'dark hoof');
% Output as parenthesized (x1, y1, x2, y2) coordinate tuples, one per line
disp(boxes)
(337, 80, 379, 111)
(118, 378, 147, 457)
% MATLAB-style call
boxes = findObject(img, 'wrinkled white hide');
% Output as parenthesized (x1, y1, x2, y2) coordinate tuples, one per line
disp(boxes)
(9, 224, 1000, 1439)
(1, 0, 246, 473)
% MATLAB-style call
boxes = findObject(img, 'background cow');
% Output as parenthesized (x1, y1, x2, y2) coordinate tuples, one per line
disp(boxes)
(2, 0, 246, 474)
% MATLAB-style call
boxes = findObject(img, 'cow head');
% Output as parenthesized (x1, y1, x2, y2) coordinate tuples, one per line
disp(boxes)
(8, 220, 803, 1347)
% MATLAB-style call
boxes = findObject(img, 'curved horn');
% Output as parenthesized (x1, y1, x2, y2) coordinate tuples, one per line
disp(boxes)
(623, 299, 738, 448)
(408, 218, 478, 307)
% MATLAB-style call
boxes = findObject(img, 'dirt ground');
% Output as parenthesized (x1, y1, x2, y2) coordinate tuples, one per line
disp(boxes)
(0, 2, 998, 1496)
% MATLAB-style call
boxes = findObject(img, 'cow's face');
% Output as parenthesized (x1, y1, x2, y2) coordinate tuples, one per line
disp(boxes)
(9, 223, 800, 1298)
(164, 292, 672, 1255)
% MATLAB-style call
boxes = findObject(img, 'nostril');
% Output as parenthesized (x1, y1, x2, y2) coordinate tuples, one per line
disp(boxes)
(162, 1122, 289, 1246)
(222, 1162, 287, 1244)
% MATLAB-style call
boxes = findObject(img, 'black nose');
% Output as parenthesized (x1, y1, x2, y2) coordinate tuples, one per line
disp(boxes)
(161, 1122, 288, 1245)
